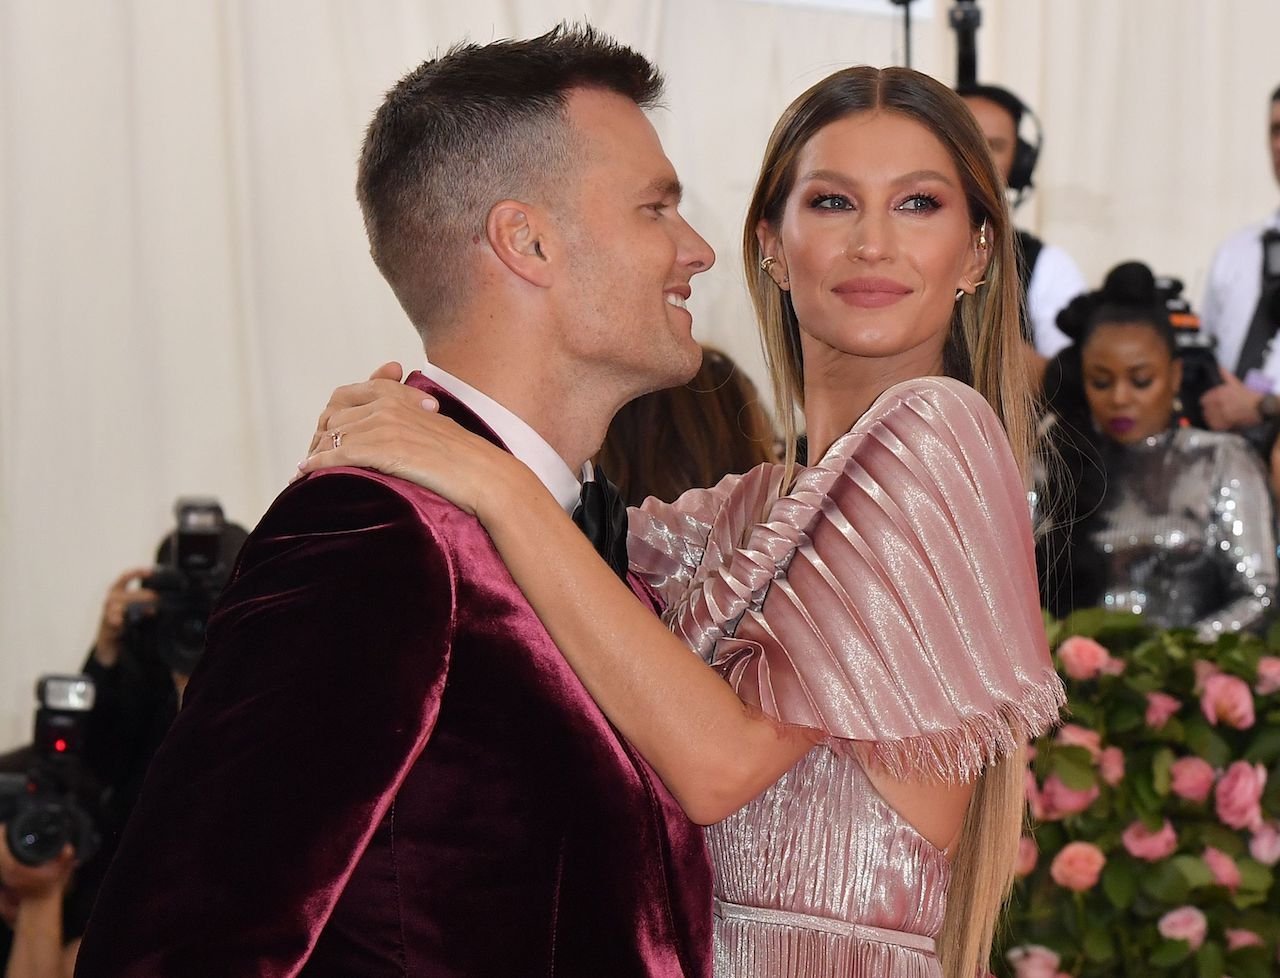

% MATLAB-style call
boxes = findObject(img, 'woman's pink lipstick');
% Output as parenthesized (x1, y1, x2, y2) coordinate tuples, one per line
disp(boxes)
(832, 277, 911, 308)
(1107, 418, 1135, 435)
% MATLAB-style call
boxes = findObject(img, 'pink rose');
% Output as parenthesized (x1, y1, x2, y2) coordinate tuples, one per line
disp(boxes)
(1100, 655, 1126, 676)
(1099, 747, 1125, 786)
(1256, 656, 1280, 695)
(1050, 841, 1106, 891)
(1203, 846, 1241, 891)
(1055, 724, 1102, 759)
(1057, 636, 1109, 680)
(1216, 761, 1267, 830)
(1015, 835, 1038, 878)
(1041, 774, 1100, 819)
(1158, 906, 1208, 950)
(1249, 821, 1280, 865)
(1005, 944, 1061, 978)
(1121, 819, 1178, 861)
(1194, 659, 1221, 692)
(1170, 756, 1216, 803)
(1145, 692, 1181, 729)
(1201, 673, 1256, 729)
(1226, 928, 1265, 950)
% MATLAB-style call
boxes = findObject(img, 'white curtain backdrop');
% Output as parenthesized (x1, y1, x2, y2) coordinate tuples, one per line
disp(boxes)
(2, 0, 1279, 743)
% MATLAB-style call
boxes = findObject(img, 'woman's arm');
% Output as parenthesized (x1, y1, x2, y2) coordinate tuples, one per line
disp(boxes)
(301, 374, 820, 824)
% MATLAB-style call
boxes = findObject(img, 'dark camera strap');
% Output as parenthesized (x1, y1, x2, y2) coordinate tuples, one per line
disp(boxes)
(1232, 230, 1280, 378)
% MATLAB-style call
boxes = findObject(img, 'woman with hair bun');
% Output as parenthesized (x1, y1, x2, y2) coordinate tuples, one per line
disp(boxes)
(1038, 261, 1279, 638)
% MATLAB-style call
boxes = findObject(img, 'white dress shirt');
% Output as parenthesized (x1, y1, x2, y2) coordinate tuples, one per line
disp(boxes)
(1201, 209, 1280, 383)
(1026, 241, 1085, 358)
(419, 361, 583, 515)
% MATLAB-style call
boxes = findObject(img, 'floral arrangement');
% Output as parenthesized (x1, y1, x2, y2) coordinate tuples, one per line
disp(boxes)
(994, 609, 1280, 978)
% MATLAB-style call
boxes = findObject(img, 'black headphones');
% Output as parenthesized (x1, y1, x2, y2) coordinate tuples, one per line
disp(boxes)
(956, 83, 1042, 202)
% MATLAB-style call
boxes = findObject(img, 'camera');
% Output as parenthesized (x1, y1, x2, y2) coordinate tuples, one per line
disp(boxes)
(129, 496, 235, 676)
(1157, 275, 1221, 431)
(0, 676, 100, 867)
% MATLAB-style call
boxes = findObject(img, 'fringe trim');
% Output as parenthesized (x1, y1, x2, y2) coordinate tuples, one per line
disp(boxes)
(827, 670, 1067, 786)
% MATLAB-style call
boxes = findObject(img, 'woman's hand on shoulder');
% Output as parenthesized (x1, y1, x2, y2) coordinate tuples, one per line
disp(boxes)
(296, 361, 528, 519)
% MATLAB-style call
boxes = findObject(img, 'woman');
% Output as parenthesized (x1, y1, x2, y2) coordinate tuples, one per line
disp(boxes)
(1038, 261, 1278, 638)
(596, 344, 777, 507)
(301, 68, 1063, 978)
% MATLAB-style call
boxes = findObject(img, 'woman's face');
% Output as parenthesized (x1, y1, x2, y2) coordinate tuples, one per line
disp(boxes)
(1082, 322, 1182, 444)
(758, 110, 986, 374)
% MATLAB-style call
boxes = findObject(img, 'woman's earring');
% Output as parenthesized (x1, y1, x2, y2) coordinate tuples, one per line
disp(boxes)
(760, 255, 789, 288)
(978, 220, 989, 250)
(955, 288, 964, 301)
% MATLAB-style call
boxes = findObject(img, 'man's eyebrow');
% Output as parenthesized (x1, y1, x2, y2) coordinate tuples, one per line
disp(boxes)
(641, 177, 683, 202)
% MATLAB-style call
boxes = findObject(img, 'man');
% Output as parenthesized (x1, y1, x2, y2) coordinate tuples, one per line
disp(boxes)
(958, 83, 1083, 371)
(75, 25, 715, 977)
(1198, 84, 1280, 433)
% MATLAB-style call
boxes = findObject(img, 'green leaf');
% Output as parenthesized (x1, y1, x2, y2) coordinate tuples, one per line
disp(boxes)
(1237, 858, 1273, 894)
(1149, 939, 1194, 966)
(1224, 944, 1273, 978)
(1171, 853, 1214, 890)
(1152, 747, 1176, 796)
(1083, 921, 1116, 962)
(1060, 607, 1115, 639)
(1102, 856, 1138, 909)
(1051, 746, 1098, 791)
(1243, 725, 1280, 766)
(1141, 860, 1190, 904)
(1195, 823, 1246, 856)
(1185, 716, 1233, 768)
(1195, 939, 1225, 978)
(1110, 702, 1145, 734)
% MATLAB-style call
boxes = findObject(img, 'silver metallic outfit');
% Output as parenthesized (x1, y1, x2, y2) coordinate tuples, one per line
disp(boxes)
(1089, 426, 1277, 640)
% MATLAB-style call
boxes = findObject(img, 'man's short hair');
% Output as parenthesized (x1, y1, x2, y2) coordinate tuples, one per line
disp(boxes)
(1271, 83, 1280, 104)
(356, 23, 663, 338)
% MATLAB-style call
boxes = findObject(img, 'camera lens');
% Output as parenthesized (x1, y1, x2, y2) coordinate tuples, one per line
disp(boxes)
(8, 804, 71, 866)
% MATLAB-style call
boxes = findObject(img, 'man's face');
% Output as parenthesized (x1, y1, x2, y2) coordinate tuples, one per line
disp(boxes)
(962, 95, 1018, 184)
(553, 88, 715, 400)
(1270, 98, 1280, 187)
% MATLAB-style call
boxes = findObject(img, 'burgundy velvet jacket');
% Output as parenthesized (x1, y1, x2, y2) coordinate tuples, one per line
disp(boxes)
(74, 377, 713, 978)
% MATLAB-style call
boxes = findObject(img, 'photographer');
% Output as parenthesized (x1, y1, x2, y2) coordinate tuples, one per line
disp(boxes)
(0, 501, 245, 977)
(1199, 84, 1280, 433)
(0, 831, 76, 978)
(82, 501, 247, 825)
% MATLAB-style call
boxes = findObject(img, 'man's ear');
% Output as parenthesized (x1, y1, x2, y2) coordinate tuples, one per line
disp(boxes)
(486, 200, 555, 288)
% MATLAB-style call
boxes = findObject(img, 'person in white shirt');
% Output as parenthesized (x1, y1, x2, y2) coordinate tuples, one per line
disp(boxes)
(958, 84, 1084, 380)
(1199, 84, 1280, 432)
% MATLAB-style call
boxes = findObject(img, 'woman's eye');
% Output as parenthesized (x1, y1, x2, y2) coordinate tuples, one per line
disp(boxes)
(1132, 376, 1154, 389)
(897, 193, 941, 213)
(1087, 378, 1111, 391)
(810, 194, 853, 211)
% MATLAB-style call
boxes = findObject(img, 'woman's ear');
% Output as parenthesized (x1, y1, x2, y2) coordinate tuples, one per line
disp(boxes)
(959, 219, 991, 294)
(756, 220, 790, 290)
(486, 200, 555, 288)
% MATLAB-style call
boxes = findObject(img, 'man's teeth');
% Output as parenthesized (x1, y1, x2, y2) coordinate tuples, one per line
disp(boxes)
(665, 293, 687, 309)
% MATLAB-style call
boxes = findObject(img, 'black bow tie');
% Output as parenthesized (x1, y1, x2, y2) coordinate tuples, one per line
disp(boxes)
(572, 468, 630, 581)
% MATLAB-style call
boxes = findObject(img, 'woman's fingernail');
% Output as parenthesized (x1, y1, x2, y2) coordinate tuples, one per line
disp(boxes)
(421, 397, 438, 410)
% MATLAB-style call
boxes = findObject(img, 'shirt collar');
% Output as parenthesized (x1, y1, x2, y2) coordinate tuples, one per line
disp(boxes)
(420, 361, 582, 514)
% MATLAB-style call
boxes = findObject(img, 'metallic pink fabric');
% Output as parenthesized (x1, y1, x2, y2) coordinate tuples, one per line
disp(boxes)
(629, 377, 1064, 975)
